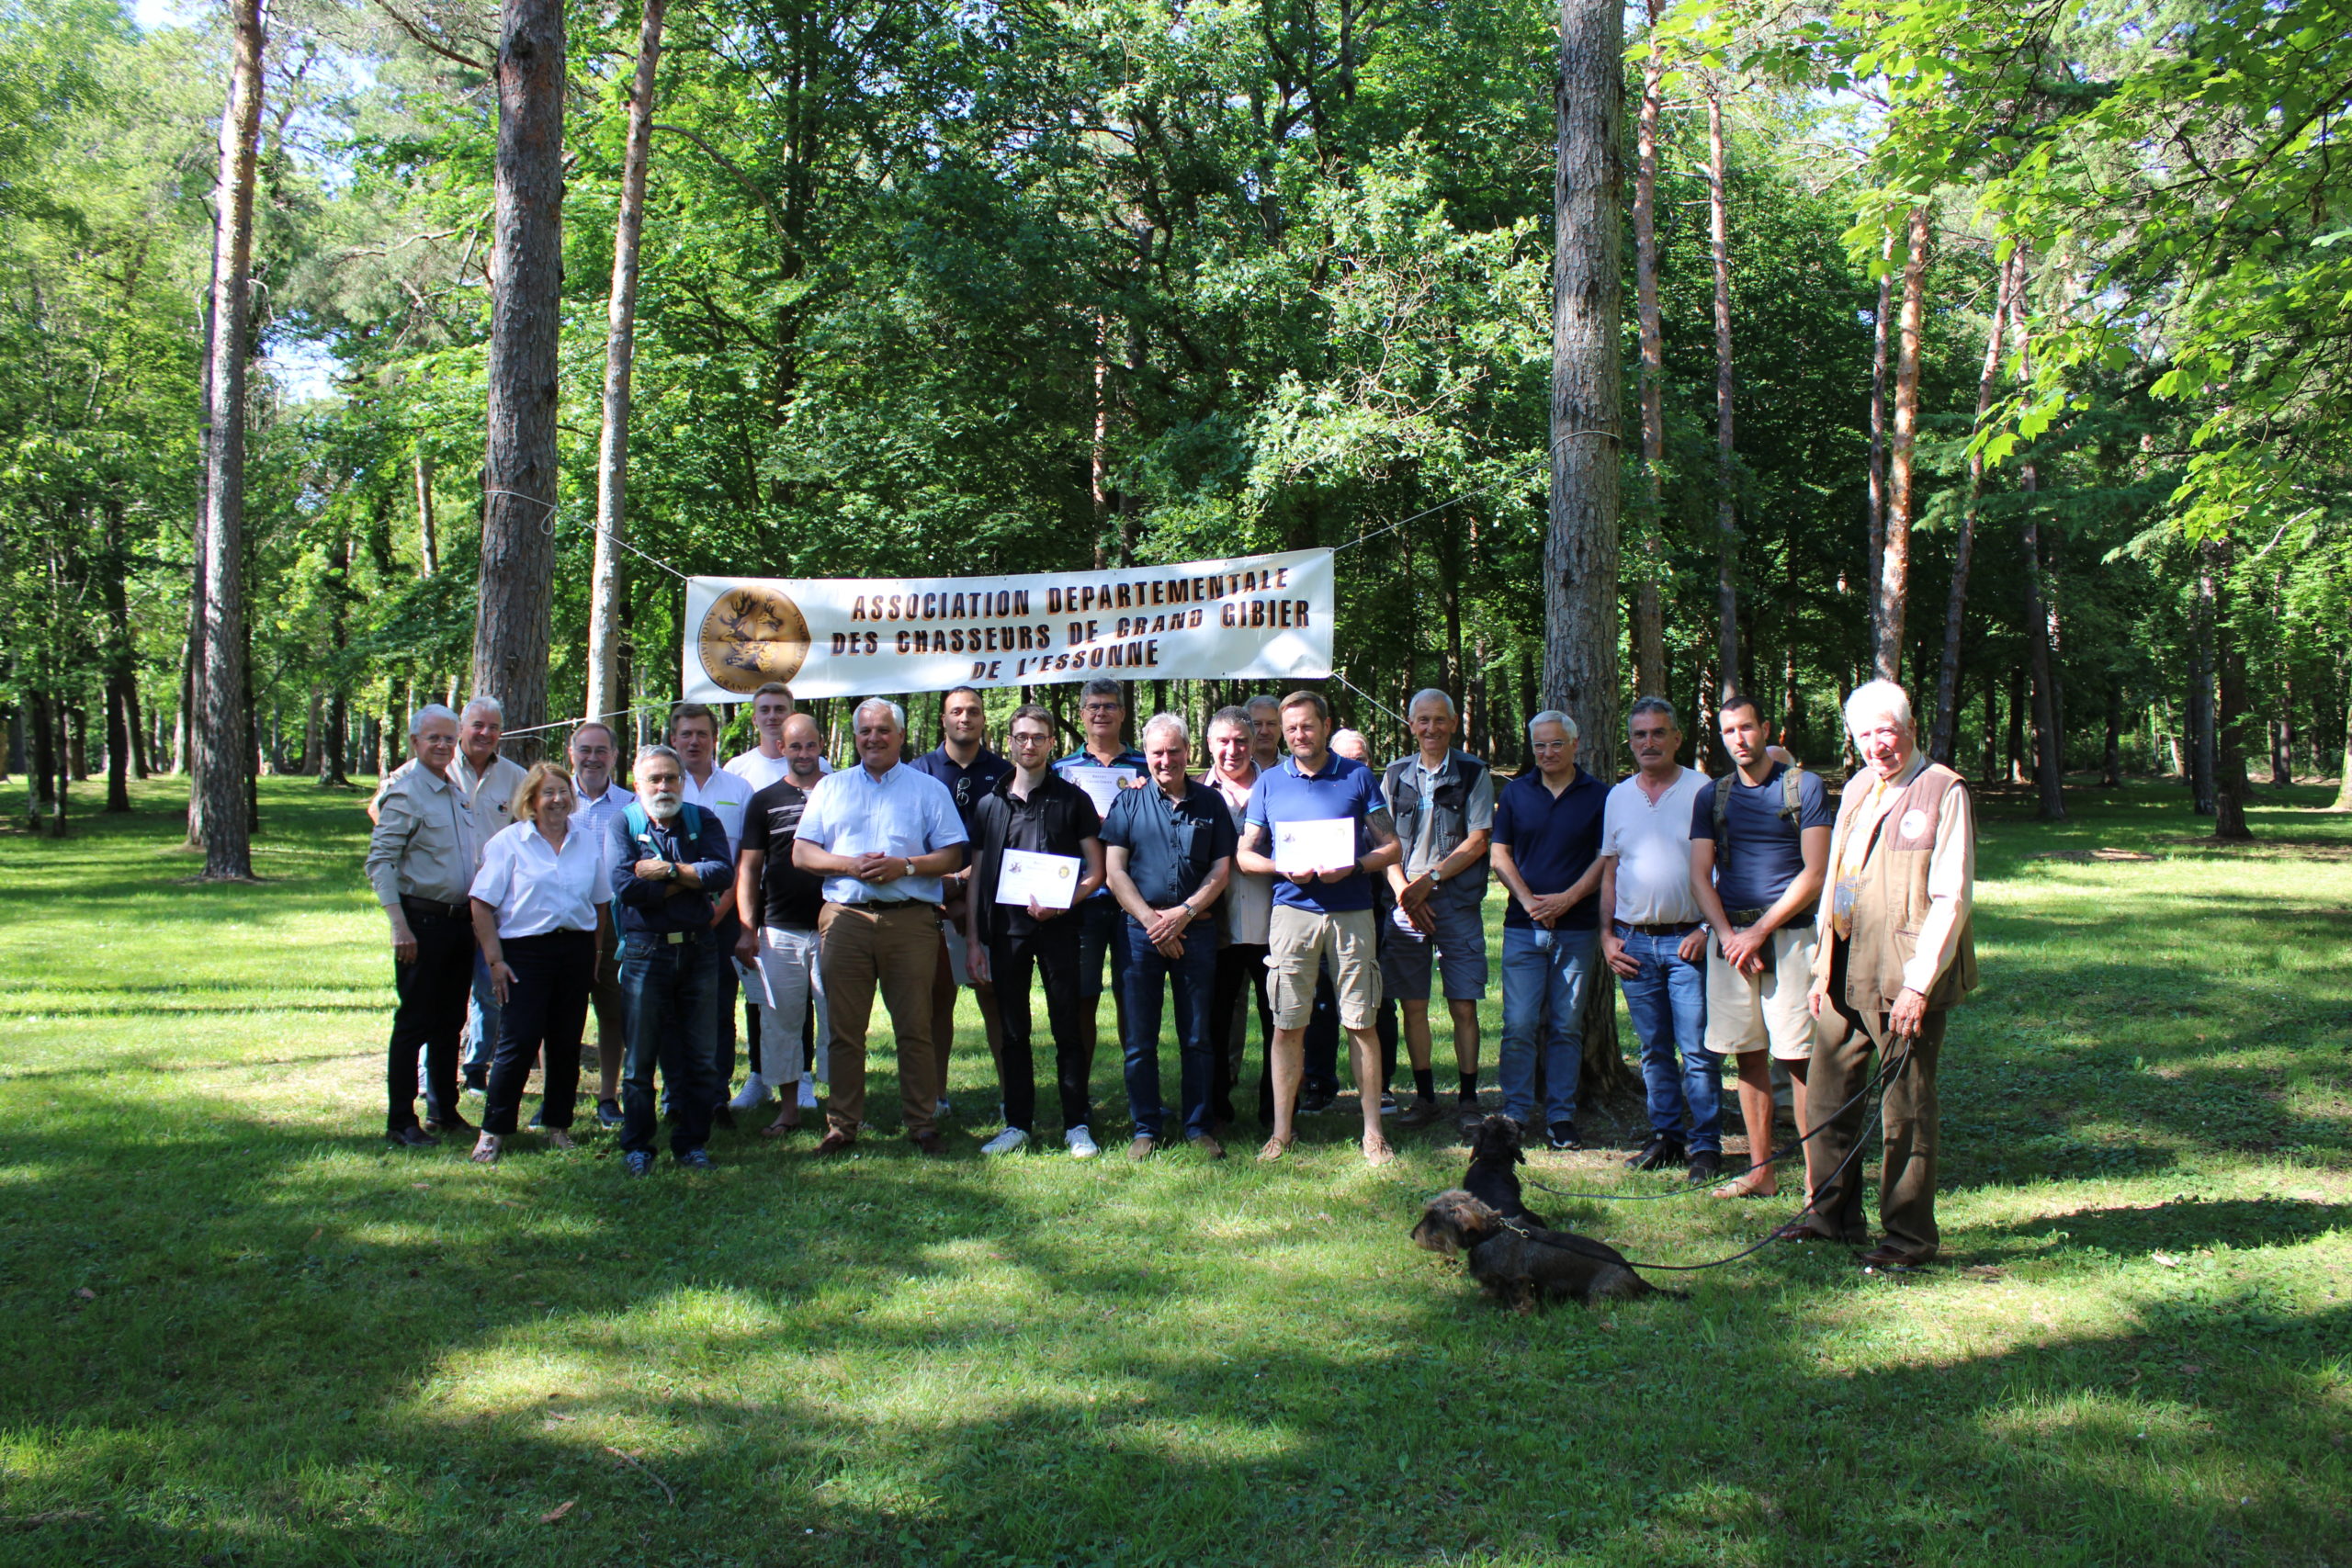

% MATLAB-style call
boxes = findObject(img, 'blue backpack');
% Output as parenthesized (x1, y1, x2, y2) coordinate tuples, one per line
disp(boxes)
(622, 800, 706, 858)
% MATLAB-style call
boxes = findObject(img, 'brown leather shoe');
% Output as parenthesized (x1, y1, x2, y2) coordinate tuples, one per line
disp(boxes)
(1187, 1133, 1226, 1160)
(813, 1130, 856, 1156)
(911, 1131, 949, 1156)
(1857, 1243, 1933, 1270)
(1769, 1220, 1835, 1244)
(1126, 1134, 1157, 1161)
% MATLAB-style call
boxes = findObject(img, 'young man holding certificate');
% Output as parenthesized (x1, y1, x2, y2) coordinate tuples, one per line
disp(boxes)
(1234, 691, 1403, 1165)
(1102, 714, 1237, 1160)
(968, 705, 1108, 1156)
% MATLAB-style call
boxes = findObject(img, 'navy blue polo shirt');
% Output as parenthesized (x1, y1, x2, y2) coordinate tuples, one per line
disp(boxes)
(1490, 767, 1606, 931)
(1243, 750, 1391, 914)
(909, 743, 1013, 836)
(1689, 763, 1834, 911)
(1102, 778, 1238, 909)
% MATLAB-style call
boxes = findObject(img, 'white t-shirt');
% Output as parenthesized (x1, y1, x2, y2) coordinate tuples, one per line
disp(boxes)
(726, 748, 832, 793)
(682, 763, 756, 854)
(469, 818, 613, 940)
(1600, 766, 1709, 927)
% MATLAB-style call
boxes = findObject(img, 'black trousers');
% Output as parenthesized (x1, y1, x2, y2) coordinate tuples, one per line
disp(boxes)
(1211, 941, 1272, 1123)
(482, 929, 596, 1134)
(992, 921, 1093, 1134)
(388, 899, 474, 1132)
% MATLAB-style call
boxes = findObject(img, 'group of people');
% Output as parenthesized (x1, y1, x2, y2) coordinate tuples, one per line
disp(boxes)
(363, 671, 1973, 1268)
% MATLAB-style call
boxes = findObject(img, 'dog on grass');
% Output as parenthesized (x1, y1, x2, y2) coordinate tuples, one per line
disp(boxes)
(1410, 1190, 1687, 1309)
(1463, 1113, 1545, 1226)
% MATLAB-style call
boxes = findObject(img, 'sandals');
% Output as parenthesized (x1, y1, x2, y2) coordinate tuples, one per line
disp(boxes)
(469, 1133, 502, 1166)
(1361, 1136, 1396, 1168)
(1256, 1134, 1295, 1162)
(759, 1112, 802, 1138)
(1712, 1171, 1778, 1200)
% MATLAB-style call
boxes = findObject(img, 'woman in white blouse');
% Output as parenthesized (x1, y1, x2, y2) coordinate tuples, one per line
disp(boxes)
(468, 762, 612, 1163)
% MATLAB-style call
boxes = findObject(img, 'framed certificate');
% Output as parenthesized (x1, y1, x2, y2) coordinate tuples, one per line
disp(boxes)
(1061, 763, 1136, 816)
(1272, 818, 1355, 877)
(996, 848, 1082, 909)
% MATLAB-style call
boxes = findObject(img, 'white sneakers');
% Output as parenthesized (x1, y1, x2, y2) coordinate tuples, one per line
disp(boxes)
(727, 1074, 771, 1112)
(797, 1078, 819, 1109)
(1065, 1124, 1100, 1159)
(980, 1127, 1029, 1156)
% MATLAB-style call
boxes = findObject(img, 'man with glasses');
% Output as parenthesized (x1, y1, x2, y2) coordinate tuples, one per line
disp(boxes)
(568, 721, 635, 1129)
(910, 686, 1012, 1118)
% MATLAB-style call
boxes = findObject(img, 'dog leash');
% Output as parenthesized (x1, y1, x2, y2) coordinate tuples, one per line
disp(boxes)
(1517, 1041, 1912, 1206)
(1518, 1040, 1915, 1277)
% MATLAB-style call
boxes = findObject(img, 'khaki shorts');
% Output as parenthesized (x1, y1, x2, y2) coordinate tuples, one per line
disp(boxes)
(1704, 923, 1820, 1061)
(1267, 904, 1382, 1031)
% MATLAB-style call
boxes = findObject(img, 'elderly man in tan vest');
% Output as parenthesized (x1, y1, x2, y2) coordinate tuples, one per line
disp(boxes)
(1783, 679, 1976, 1270)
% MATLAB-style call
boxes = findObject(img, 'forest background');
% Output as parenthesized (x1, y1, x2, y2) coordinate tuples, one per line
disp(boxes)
(3, 0, 2348, 850)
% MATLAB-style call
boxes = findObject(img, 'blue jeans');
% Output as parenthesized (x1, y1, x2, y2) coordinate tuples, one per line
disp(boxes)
(1498, 924, 1600, 1130)
(465, 950, 502, 1074)
(1119, 918, 1218, 1140)
(1616, 925, 1719, 1152)
(618, 932, 724, 1156)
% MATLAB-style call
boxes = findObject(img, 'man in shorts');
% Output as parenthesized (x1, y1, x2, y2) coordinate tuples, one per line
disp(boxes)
(1688, 693, 1833, 1198)
(1380, 689, 1494, 1126)
(1233, 691, 1401, 1165)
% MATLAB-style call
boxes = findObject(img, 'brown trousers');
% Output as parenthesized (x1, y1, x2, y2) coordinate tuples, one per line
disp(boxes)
(818, 900, 944, 1140)
(1806, 935, 1946, 1257)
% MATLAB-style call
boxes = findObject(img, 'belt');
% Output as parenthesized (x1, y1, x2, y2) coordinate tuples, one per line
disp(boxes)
(830, 899, 944, 917)
(628, 928, 710, 947)
(1726, 905, 1815, 929)
(400, 897, 468, 919)
(1616, 919, 1699, 936)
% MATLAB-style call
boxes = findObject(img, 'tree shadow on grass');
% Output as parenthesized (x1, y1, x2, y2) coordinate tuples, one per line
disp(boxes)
(4, 1081, 2348, 1566)
(1974, 1197, 2352, 1260)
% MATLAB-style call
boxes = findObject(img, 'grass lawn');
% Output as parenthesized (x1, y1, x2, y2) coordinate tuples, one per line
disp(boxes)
(1, 773, 2346, 1566)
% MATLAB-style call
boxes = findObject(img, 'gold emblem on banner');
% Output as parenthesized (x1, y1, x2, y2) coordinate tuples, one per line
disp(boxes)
(697, 585, 811, 693)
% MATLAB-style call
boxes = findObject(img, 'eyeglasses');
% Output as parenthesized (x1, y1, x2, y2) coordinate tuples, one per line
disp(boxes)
(1081, 702, 1123, 715)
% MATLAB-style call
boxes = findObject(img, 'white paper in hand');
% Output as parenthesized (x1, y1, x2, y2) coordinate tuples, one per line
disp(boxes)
(1061, 764, 1136, 816)
(996, 848, 1082, 910)
(1272, 818, 1354, 878)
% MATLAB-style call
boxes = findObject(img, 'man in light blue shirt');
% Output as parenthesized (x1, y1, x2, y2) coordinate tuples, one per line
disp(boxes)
(792, 698, 968, 1155)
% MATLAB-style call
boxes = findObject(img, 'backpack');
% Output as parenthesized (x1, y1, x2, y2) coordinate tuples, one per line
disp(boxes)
(1711, 762, 1804, 878)
(622, 799, 706, 854)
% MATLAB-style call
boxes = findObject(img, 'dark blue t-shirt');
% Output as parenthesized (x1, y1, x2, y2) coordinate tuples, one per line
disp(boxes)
(1101, 779, 1238, 908)
(1688, 762, 1834, 912)
(908, 744, 1013, 836)
(1489, 767, 1606, 930)
(1243, 751, 1391, 914)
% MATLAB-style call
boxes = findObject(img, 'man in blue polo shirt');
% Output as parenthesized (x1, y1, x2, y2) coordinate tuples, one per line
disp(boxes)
(1053, 677, 1148, 1079)
(1488, 708, 1608, 1150)
(1234, 690, 1402, 1166)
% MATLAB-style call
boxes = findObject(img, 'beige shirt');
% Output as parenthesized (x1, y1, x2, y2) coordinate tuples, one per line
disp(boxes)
(1818, 752, 1973, 996)
(376, 751, 531, 843)
(367, 761, 482, 908)
(1206, 765, 1273, 945)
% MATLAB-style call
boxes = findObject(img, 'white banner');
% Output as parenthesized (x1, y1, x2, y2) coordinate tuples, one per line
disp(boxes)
(681, 548, 1333, 701)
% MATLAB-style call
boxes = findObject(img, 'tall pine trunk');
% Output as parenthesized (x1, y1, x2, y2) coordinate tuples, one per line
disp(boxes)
(414, 452, 437, 575)
(1629, 0, 1668, 701)
(1549, 0, 1628, 1098)
(317, 530, 352, 787)
(1707, 84, 1739, 711)
(2209, 538, 2252, 840)
(1865, 236, 1893, 655)
(2188, 562, 2218, 815)
(474, 0, 567, 760)
(1875, 207, 1930, 682)
(102, 501, 136, 812)
(587, 0, 667, 729)
(1930, 250, 2019, 762)
(192, 0, 264, 880)
(2019, 450, 2064, 820)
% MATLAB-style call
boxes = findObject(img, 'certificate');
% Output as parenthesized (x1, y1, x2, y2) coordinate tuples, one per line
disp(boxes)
(996, 848, 1083, 909)
(1272, 818, 1355, 877)
(1061, 763, 1136, 816)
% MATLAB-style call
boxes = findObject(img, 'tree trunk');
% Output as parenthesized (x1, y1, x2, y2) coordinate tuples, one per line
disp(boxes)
(587, 0, 667, 730)
(1875, 208, 1930, 682)
(2332, 652, 2352, 809)
(1629, 0, 1668, 700)
(192, 0, 263, 880)
(2019, 474, 2064, 822)
(414, 451, 437, 576)
(1549, 0, 1629, 1098)
(1980, 664, 1999, 784)
(2101, 676, 2123, 787)
(2209, 538, 2252, 840)
(1864, 235, 1894, 654)
(28, 691, 58, 833)
(1704, 84, 1741, 710)
(183, 273, 214, 843)
(2188, 562, 2218, 815)
(103, 516, 135, 812)
(2269, 570, 2292, 785)
(473, 0, 568, 761)
(1930, 251, 2018, 762)
(318, 530, 352, 787)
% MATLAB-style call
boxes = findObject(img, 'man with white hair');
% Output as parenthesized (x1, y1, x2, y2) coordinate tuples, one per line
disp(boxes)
(608, 744, 735, 1175)
(372, 695, 527, 1102)
(1790, 680, 1977, 1270)
(366, 705, 481, 1145)
(1488, 709, 1608, 1150)
(792, 698, 969, 1156)
(1380, 689, 1496, 1126)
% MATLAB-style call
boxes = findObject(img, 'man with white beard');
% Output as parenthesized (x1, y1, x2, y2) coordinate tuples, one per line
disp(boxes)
(607, 745, 735, 1176)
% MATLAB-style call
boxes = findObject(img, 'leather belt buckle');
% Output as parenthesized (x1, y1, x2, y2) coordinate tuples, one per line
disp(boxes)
(665, 931, 686, 945)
